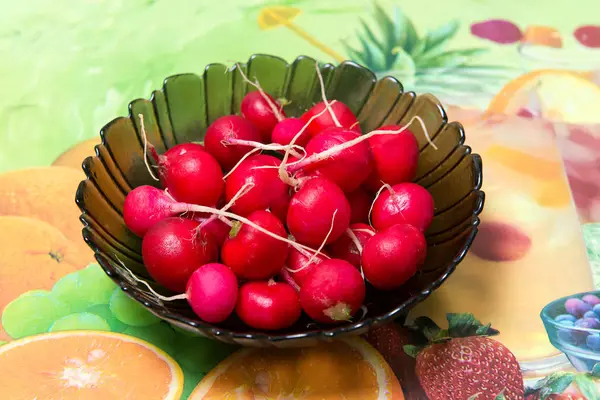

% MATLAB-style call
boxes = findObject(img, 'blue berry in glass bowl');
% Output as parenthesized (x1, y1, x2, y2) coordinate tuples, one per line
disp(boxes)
(565, 298, 592, 318)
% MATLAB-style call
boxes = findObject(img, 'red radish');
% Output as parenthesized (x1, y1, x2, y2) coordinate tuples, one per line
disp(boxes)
(224, 154, 291, 221)
(149, 142, 206, 162)
(365, 125, 420, 192)
(287, 128, 373, 193)
(241, 91, 285, 141)
(347, 188, 373, 223)
(299, 259, 365, 324)
(271, 117, 311, 147)
(204, 115, 262, 169)
(301, 101, 361, 137)
(123, 185, 175, 237)
(362, 224, 426, 290)
(195, 217, 230, 247)
(286, 177, 351, 247)
(371, 183, 435, 232)
(327, 223, 375, 268)
(155, 143, 224, 206)
(185, 263, 238, 324)
(142, 217, 219, 292)
(285, 247, 328, 286)
(221, 210, 289, 280)
(236, 280, 301, 330)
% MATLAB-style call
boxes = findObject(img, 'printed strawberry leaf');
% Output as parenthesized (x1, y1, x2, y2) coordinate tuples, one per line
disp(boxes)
(411, 316, 442, 340)
(528, 373, 575, 399)
(494, 392, 507, 400)
(403, 344, 422, 358)
(574, 374, 600, 399)
(447, 313, 500, 338)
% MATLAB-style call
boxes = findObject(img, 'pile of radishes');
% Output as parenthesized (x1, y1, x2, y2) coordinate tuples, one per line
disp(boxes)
(121, 66, 435, 331)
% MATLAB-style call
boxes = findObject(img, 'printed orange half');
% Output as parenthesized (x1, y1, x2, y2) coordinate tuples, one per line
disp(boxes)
(190, 336, 404, 399)
(0, 330, 184, 399)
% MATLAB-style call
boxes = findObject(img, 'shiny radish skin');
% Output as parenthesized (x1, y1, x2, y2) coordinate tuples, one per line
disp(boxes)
(224, 154, 291, 222)
(123, 185, 175, 237)
(157, 144, 224, 206)
(299, 259, 366, 324)
(300, 128, 373, 193)
(286, 177, 351, 247)
(221, 210, 290, 280)
(286, 247, 328, 287)
(271, 117, 311, 147)
(204, 115, 262, 170)
(347, 188, 373, 224)
(241, 91, 285, 142)
(371, 182, 435, 232)
(365, 125, 420, 192)
(142, 218, 219, 292)
(236, 280, 301, 330)
(301, 101, 361, 137)
(362, 224, 426, 290)
(327, 223, 375, 268)
(186, 263, 238, 324)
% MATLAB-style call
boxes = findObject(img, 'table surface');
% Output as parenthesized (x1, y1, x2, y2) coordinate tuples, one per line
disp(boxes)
(1, 1, 599, 399)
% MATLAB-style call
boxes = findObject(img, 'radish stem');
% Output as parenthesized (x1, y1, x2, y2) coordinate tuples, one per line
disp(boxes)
(278, 103, 335, 187)
(138, 113, 160, 182)
(286, 210, 338, 273)
(198, 182, 255, 231)
(280, 268, 301, 292)
(314, 62, 342, 128)
(171, 203, 327, 258)
(345, 228, 365, 279)
(287, 115, 430, 174)
(368, 183, 394, 228)
(114, 255, 187, 302)
(236, 63, 285, 122)
(221, 138, 305, 159)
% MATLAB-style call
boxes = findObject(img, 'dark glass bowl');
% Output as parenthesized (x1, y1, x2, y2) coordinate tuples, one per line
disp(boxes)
(75, 54, 484, 347)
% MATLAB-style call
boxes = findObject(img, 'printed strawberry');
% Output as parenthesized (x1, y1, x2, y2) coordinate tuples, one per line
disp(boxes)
(365, 322, 428, 399)
(524, 363, 600, 400)
(404, 313, 524, 400)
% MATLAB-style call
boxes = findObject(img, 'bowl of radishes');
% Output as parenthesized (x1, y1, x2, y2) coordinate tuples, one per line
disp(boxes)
(75, 54, 484, 347)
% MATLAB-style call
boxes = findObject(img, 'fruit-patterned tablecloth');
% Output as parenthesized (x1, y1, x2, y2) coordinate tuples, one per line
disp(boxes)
(1, 0, 600, 398)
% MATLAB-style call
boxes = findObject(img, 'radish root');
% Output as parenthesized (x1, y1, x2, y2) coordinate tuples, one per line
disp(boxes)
(235, 63, 285, 122)
(223, 147, 263, 180)
(287, 115, 431, 174)
(138, 113, 160, 182)
(114, 255, 187, 302)
(314, 62, 341, 128)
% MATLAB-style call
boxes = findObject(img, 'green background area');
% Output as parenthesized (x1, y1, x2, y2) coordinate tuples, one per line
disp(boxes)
(0, 0, 596, 172)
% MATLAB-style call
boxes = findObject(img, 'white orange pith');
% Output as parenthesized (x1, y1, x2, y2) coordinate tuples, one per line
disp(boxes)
(0, 330, 184, 399)
(190, 336, 404, 399)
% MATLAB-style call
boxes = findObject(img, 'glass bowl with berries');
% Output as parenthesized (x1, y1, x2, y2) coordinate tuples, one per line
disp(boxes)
(542, 290, 600, 371)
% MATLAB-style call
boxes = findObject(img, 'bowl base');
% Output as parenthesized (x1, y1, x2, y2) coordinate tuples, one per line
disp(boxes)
(521, 353, 576, 384)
